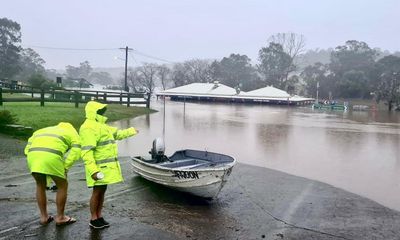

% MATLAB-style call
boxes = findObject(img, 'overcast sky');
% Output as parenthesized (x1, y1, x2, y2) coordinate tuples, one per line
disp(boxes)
(2, 0, 399, 69)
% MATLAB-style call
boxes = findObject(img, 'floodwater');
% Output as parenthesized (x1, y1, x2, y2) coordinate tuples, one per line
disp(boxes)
(114, 100, 400, 211)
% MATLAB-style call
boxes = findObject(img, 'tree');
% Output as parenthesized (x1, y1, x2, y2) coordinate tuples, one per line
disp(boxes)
(89, 72, 113, 85)
(127, 67, 141, 92)
(16, 48, 46, 82)
(157, 64, 171, 90)
(300, 62, 331, 98)
(373, 55, 400, 111)
(330, 40, 377, 98)
(0, 18, 22, 79)
(211, 54, 257, 91)
(183, 59, 212, 83)
(296, 48, 332, 70)
(268, 32, 306, 78)
(134, 63, 158, 96)
(171, 63, 188, 87)
(28, 74, 57, 89)
(65, 61, 92, 80)
(257, 42, 294, 88)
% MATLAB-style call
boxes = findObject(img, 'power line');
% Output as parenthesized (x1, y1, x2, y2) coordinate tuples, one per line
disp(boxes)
(23, 45, 119, 51)
(24, 44, 175, 64)
(132, 49, 174, 64)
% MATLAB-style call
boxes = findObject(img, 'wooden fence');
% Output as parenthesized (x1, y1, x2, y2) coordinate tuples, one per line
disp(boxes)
(0, 87, 150, 108)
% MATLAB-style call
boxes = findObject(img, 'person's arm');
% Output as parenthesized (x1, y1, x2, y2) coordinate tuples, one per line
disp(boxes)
(64, 130, 81, 171)
(80, 127, 100, 177)
(109, 126, 137, 140)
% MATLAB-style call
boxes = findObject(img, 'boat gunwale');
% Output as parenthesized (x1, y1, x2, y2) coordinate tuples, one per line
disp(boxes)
(131, 149, 236, 172)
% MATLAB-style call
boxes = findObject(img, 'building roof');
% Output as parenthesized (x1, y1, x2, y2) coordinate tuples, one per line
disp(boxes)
(240, 86, 290, 98)
(159, 82, 237, 96)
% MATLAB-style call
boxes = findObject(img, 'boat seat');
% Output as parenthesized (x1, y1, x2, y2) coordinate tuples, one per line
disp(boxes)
(159, 158, 208, 168)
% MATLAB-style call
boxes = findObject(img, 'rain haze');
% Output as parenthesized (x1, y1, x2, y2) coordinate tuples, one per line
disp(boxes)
(1, 0, 399, 69)
(2, 1, 400, 238)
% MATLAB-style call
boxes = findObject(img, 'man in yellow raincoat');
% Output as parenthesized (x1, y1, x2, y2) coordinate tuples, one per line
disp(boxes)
(25, 122, 81, 226)
(80, 101, 137, 229)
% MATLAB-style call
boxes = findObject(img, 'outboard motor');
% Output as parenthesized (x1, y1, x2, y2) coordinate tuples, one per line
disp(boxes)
(150, 138, 166, 162)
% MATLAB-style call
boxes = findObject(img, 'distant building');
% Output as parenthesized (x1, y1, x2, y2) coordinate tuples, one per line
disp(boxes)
(157, 82, 314, 106)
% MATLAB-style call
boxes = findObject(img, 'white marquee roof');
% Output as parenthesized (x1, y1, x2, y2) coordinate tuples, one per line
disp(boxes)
(157, 83, 313, 102)
(158, 82, 237, 96)
(240, 86, 290, 98)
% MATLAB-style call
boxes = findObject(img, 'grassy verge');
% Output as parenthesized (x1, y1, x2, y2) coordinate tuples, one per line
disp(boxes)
(1, 102, 156, 134)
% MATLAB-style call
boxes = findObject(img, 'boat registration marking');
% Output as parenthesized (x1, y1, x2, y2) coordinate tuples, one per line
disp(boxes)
(173, 170, 199, 179)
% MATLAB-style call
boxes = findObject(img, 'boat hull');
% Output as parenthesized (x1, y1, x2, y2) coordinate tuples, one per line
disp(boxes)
(130, 151, 235, 199)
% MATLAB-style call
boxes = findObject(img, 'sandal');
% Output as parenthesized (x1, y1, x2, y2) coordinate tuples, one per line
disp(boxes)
(56, 217, 77, 226)
(40, 216, 54, 225)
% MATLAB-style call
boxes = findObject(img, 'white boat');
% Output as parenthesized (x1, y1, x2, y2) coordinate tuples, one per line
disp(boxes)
(130, 139, 236, 199)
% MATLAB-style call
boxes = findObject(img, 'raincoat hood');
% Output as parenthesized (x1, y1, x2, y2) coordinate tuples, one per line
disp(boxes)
(57, 122, 76, 131)
(85, 101, 108, 121)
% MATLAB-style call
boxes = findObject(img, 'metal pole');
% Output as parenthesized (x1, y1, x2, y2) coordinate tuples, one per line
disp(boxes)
(163, 96, 166, 143)
(124, 46, 129, 92)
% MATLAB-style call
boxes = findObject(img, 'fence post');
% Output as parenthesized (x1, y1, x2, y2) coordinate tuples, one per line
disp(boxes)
(146, 93, 150, 108)
(127, 93, 130, 107)
(0, 87, 3, 106)
(31, 87, 34, 98)
(96, 91, 99, 100)
(52, 88, 55, 99)
(40, 89, 45, 107)
(103, 92, 107, 102)
(120, 92, 123, 105)
(74, 91, 79, 108)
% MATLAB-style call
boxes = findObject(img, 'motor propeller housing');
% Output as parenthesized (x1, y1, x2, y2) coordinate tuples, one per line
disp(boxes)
(151, 137, 166, 162)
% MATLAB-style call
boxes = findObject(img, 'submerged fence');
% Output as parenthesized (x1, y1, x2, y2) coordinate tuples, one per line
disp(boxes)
(0, 87, 150, 108)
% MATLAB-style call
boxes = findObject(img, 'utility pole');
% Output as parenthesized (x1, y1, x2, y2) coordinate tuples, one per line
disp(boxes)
(119, 46, 133, 92)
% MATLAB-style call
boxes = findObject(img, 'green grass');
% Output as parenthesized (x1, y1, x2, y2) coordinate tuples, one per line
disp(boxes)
(1, 102, 156, 132)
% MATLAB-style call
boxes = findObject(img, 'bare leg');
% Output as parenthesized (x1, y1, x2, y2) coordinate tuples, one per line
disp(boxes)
(90, 185, 107, 220)
(50, 175, 72, 224)
(32, 173, 49, 224)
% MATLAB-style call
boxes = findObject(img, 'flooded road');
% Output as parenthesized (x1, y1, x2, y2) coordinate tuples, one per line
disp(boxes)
(114, 100, 400, 211)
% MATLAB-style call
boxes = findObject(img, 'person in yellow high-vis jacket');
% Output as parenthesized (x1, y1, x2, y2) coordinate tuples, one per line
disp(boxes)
(25, 122, 80, 226)
(80, 101, 137, 229)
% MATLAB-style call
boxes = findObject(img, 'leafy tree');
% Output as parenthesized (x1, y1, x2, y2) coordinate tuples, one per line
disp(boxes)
(330, 40, 377, 77)
(66, 61, 92, 80)
(286, 75, 299, 95)
(28, 74, 57, 89)
(300, 62, 330, 98)
(89, 71, 113, 85)
(373, 55, 400, 111)
(16, 48, 46, 82)
(211, 54, 257, 91)
(171, 63, 188, 87)
(296, 48, 332, 70)
(0, 18, 22, 79)
(258, 42, 294, 89)
(329, 40, 377, 98)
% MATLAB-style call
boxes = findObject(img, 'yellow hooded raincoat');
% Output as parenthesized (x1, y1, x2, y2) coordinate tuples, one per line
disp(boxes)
(25, 122, 81, 179)
(80, 101, 137, 187)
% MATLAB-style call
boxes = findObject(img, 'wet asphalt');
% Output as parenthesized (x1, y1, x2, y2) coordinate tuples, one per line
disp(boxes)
(1, 133, 400, 240)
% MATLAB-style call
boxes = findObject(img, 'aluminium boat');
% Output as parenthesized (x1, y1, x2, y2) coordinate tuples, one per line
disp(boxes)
(130, 139, 236, 199)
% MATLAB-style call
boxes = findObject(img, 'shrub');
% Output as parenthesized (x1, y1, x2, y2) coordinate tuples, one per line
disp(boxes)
(0, 110, 18, 126)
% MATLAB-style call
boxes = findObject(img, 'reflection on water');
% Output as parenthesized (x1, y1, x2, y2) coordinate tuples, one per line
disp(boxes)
(114, 100, 400, 211)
